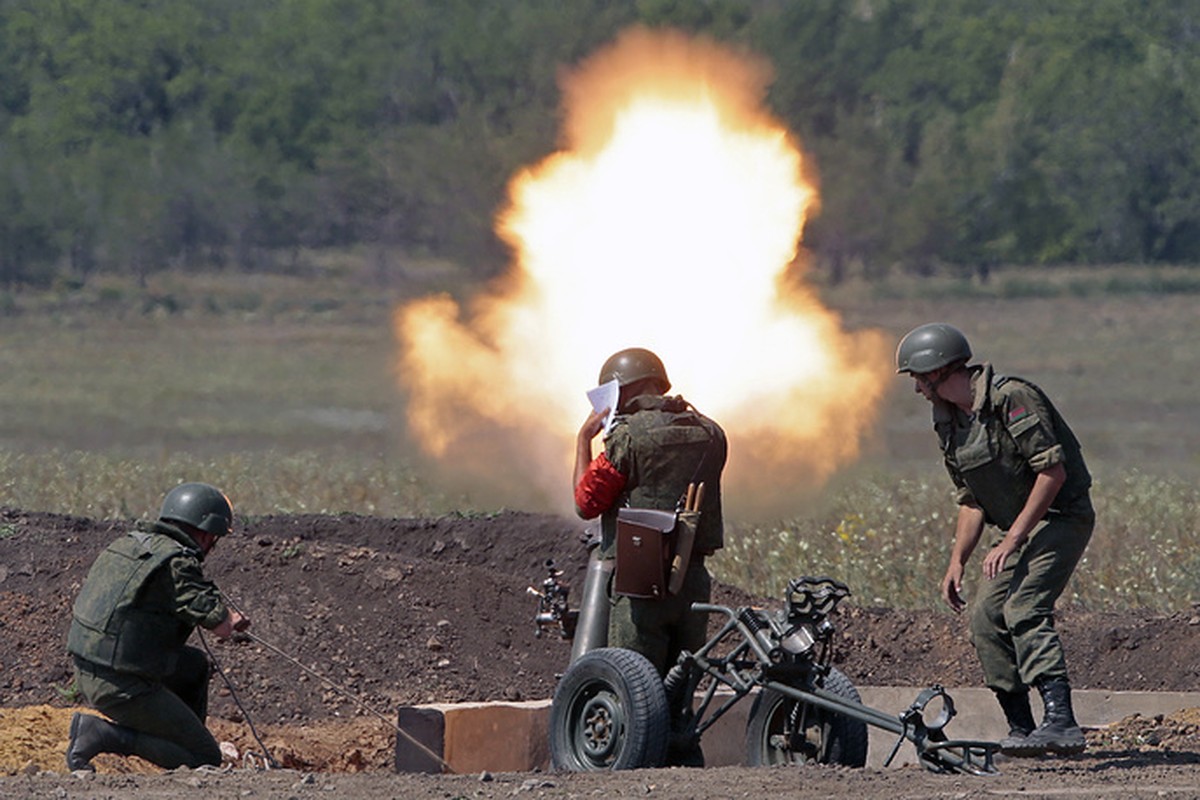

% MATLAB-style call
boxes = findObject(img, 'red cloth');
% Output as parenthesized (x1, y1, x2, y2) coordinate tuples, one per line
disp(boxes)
(574, 452, 627, 518)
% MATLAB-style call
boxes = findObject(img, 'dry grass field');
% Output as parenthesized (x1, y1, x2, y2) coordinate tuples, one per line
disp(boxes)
(1, 264, 1196, 609)
(742, 272, 1200, 609)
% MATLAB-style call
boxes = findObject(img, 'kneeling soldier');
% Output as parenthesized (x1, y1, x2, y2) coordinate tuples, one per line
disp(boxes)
(66, 482, 250, 771)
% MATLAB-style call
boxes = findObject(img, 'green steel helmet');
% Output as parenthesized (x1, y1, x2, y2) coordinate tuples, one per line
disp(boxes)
(159, 482, 234, 537)
(598, 347, 671, 393)
(896, 323, 972, 374)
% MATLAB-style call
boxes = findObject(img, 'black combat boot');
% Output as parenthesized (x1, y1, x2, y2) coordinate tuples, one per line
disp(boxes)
(1022, 677, 1086, 755)
(66, 712, 136, 772)
(994, 688, 1040, 757)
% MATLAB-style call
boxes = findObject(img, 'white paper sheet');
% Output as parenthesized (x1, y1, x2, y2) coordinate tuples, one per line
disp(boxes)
(586, 378, 620, 436)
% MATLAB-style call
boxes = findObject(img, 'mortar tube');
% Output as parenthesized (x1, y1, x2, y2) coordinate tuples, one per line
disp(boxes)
(569, 545, 613, 664)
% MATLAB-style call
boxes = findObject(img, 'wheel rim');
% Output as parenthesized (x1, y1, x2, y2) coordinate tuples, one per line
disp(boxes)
(762, 699, 823, 765)
(570, 684, 626, 767)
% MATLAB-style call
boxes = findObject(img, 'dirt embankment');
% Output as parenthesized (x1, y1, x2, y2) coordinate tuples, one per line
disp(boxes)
(2, 506, 1199, 796)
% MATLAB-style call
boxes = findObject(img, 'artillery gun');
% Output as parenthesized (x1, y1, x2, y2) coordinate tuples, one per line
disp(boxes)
(531, 565, 999, 774)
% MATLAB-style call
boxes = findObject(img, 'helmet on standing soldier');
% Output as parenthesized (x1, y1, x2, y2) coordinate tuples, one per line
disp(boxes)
(895, 323, 972, 375)
(598, 347, 671, 393)
(159, 482, 234, 538)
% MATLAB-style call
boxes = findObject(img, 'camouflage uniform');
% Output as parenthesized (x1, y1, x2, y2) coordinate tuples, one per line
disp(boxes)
(597, 394, 727, 676)
(934, 363, 1093, 693)
(67, 520, 232, 769)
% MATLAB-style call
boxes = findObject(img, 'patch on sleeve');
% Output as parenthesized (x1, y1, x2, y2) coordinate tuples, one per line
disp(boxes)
(1008, 406, 1031, 424)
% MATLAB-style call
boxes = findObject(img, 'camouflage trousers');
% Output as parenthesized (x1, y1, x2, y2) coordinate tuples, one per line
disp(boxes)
(73, 645, 221, 769)
(609, 560, 711, 676)
(969, 509, 1094, 693)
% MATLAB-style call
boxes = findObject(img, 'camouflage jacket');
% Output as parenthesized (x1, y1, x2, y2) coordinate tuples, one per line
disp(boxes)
(67, 520, 230, 680)
(599, 393, 727, 558)
(933, 363, 1092, 530)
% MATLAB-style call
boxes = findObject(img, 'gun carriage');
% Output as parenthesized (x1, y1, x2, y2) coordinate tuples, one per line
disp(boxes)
(532, 564, 999, 774)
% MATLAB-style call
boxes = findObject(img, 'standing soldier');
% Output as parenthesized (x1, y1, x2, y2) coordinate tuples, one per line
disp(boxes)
(573, 347, 727, 679)
(896, 323, 1094, 757)
(65, 482, 250, 772)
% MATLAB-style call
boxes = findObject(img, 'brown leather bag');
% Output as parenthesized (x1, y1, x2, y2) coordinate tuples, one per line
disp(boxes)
(613, 508, 676, 599)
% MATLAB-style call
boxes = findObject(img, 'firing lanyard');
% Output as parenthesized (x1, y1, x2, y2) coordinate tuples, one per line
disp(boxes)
(218, 593, 455, 773)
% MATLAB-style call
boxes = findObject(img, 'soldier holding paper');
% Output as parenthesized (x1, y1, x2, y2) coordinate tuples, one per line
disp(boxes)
(572, 347, 727, 677)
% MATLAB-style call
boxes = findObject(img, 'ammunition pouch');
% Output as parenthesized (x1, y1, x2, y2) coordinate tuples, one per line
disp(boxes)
(613, 508, 675, 599)
(613, 508, 700, 599)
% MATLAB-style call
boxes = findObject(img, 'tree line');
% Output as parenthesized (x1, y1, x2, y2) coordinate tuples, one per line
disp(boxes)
(2, 0, 1198, 287)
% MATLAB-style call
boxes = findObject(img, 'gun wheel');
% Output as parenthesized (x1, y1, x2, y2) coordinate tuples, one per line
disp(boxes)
(549, 647, 670, 771)
(744, 666, 869, 768)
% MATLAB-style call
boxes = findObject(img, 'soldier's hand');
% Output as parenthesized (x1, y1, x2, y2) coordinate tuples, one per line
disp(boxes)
(212, 609, 249, 640)
(578, 408, 609, 441)
(983, 535, 1022, 580)
(941, 564, 966, 613)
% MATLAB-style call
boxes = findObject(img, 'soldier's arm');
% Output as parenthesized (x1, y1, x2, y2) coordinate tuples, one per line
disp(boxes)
(573, 408, 608, 486)
(170, 555, 231, 630)
(1002, 383, 1067, 473)
(573, 408, 627, 519)
(942, 502, 985, 613)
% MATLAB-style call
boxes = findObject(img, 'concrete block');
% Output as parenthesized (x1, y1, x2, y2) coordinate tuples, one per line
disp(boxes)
(443, 700, 551, 773)
(394, 706, 444, 773)
(396, 700, 551, 774)
(1073, 690, 1200, 728)
(690, 693, 749, 767)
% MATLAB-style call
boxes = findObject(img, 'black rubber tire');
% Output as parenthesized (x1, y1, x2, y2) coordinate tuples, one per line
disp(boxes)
(549, 647, 670, 771)
(744, 666, 869, 768)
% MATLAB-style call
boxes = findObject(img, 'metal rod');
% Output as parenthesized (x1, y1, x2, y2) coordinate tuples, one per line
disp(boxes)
(198, 629, 280, 769)
(764, 679, 905, 733)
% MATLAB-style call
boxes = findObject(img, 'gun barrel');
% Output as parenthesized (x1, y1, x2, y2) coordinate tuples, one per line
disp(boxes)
(569, 548, 614, 663)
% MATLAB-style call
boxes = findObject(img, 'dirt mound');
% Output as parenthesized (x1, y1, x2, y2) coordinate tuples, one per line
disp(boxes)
(2, 506, 1200, 777)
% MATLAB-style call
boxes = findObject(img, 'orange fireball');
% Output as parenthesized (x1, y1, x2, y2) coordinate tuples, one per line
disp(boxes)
(395, 27, 890, 517)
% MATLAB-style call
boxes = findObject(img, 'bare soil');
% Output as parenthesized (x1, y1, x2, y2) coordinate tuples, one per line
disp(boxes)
(2, 506, 1200, 798)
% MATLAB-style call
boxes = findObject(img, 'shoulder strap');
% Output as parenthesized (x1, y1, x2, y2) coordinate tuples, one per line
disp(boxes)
(676, 403, 719, 510)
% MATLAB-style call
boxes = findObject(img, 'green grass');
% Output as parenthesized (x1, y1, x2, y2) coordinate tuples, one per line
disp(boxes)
(2, 264, 1197, 611)
(830, 263, 1200, 301)
(714, 469, 1200, 612)
(0, 448, 459, 520)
